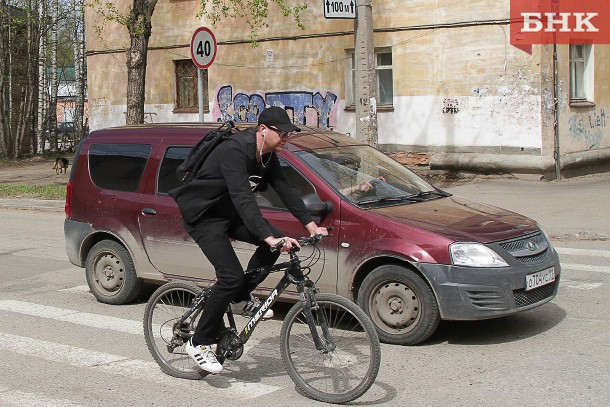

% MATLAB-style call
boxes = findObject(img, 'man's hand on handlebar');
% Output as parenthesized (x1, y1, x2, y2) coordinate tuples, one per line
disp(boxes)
(305, 222, 329, 238)
(265, 236, 300, 253)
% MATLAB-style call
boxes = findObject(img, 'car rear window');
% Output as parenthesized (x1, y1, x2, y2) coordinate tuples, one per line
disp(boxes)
(89, 144, 152, 192)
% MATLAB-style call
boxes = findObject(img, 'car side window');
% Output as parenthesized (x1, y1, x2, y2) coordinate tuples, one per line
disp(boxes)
(158, 146, 191, 194)
(89, 144, 152, 192)
(255, 158, 316, 209)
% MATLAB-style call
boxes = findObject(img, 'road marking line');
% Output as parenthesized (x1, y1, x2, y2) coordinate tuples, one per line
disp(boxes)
(58, 285, 91, 293)
(562, 263, 610, 274)
(0, 332, 281, 399)
(0, 300, 143, 335)
(556, 247, 610, 258)
(559, 279, 603, 290)
(0, 386, 85, 407)
(0, 300, 283, 358)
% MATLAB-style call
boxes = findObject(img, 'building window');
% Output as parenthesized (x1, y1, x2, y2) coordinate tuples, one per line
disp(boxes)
(569, 44, 594, 103)
(174, 59, 208, 112)
(347, 48, 394, 107)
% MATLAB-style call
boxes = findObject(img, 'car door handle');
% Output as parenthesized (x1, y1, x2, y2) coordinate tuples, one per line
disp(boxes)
(141, 208, 157, 215)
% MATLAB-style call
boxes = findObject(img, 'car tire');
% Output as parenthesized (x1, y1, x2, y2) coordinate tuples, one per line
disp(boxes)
(357, 264, 440, 345)
(85, 240, 142, 305)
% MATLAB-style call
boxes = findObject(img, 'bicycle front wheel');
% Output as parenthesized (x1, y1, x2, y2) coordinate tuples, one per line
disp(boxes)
(280, 293, 381, 403)
(143, 282, 205, 380)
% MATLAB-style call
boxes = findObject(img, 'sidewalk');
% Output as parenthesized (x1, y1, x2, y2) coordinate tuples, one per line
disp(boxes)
(444, 172, 610, 241)
(1, 172, 608, 240)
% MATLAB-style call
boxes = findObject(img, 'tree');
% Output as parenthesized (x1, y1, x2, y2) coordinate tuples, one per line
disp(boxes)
(91, 0, 307, 125)
(0, 0, 40, 158)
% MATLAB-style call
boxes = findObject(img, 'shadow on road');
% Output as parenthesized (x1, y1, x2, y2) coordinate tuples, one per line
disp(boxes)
(425, 302, 566, 346)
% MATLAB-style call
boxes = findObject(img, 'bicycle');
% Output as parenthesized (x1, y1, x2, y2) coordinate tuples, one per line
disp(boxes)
(143, 233, 381, 404)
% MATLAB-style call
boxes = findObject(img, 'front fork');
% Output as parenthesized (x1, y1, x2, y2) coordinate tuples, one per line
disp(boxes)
(300, 283, 336, 353)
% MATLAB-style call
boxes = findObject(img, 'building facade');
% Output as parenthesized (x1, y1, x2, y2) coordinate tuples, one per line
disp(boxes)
(85, 0, 610, 178)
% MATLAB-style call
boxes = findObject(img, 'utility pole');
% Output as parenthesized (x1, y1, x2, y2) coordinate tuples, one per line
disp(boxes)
(354, 0, 377, 147)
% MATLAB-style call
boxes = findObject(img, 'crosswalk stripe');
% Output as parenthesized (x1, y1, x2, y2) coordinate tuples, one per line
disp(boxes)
(555, 247, 610, 258)
(0, 332, 281, 399)
(0, 385, 84, 407)
(0, 300, 142, 335)
(562, 263, 610, 274)
(0, 300, 283, 360)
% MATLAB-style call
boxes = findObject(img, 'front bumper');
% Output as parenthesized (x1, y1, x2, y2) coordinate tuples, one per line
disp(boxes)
(417, 233, 561, 320)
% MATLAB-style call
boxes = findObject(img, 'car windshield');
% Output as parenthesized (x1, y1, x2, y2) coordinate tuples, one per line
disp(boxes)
(295, 145, 447, 207)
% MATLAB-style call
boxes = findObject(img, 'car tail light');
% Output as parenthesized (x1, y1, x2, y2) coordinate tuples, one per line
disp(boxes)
(65, 181, 73, 219)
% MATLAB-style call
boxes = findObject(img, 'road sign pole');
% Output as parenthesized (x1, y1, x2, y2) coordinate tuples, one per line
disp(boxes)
(198, 68, 205, 122)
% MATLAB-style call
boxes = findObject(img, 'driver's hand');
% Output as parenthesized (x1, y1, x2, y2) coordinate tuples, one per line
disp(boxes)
(358, 181, 374, 192)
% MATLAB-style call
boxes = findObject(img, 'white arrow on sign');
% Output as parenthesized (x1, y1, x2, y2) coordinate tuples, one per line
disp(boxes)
(190, 27, 217, 69)
(324, 0, 356, 19)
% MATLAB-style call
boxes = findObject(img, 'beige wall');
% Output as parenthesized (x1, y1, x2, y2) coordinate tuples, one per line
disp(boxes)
(85, 0, 608, 169)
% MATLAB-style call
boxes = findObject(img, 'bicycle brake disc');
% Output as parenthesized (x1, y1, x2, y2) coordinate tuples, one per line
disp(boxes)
(217, 329, 243, 361)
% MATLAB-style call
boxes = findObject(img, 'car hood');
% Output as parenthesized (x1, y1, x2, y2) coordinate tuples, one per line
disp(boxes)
(368, 195, 539, 243)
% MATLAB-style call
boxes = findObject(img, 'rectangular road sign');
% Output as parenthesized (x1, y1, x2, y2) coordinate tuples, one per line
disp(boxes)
(324, 0, 356, 19)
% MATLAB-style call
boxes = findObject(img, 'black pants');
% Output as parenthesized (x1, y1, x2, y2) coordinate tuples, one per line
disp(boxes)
(186, 214, 280, 346)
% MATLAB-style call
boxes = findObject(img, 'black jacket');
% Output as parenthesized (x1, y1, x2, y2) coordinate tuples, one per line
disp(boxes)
(170, 131, 313, 240)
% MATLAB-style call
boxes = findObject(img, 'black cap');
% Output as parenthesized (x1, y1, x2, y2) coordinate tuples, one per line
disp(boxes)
(258, 106, 301, 133)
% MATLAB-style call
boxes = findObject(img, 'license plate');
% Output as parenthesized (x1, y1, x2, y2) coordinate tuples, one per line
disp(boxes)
(525, 267, 556, 291)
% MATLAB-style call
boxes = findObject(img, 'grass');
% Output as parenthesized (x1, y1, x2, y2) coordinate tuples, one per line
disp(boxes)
(0, 184, 66, 200)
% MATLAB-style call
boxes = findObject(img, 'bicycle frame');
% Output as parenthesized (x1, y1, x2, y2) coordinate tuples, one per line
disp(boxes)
(174, 244, 334, 358)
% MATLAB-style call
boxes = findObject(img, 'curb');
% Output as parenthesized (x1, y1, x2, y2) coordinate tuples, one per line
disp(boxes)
(0, 198, 64, 212)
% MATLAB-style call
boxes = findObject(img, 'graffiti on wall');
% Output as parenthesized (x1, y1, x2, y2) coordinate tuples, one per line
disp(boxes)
(442, 98, 460, 114)
(214, 85, 338, 128)
(569, 109, 605, 149)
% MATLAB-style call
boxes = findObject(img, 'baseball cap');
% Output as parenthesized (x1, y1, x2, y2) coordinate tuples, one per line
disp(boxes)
(258, 106, 301, 133)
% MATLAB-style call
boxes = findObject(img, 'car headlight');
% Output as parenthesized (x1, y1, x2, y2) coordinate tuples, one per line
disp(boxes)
(540, 228, 555, 251)
(450, 243, 509, 267)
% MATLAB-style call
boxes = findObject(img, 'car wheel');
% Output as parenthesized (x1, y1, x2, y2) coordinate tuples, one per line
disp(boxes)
(357, 265, 440, 345)
(85, 240, 141, 305)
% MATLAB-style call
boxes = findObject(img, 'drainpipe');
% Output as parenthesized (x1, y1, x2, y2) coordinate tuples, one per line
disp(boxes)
(552, 44, 561, 180)
(552, 2, 561, 180)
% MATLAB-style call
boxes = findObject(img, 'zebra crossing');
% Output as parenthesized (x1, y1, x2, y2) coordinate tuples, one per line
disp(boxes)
(0, 243, 607, 406)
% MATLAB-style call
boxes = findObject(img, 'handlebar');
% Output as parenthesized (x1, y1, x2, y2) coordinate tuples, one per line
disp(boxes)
(270, 227, 333, 253)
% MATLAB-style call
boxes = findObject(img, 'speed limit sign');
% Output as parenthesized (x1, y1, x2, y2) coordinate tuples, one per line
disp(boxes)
(190, 27, 217, 69)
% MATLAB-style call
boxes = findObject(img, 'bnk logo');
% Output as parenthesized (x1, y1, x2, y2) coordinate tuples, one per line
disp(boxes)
(510, 0, 610, 53)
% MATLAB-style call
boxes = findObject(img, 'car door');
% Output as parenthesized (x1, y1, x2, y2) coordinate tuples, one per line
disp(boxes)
(137, 143, 216, 283)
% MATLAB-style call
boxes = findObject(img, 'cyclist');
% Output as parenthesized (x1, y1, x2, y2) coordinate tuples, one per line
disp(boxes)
(172, 107, 327, 374)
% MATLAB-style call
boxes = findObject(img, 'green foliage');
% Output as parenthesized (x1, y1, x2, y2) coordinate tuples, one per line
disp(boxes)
(198, 0, 308, 46)
(0, 184, 66, 200)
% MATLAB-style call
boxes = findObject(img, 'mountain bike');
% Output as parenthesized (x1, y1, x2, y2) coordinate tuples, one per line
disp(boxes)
(143, 233, 381, 404)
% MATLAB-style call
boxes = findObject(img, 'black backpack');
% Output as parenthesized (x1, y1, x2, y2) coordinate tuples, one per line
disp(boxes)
(176, 120, 236, 184)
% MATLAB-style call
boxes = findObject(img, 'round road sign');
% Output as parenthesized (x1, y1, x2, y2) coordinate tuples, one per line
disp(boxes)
(190, 27, 217, 69)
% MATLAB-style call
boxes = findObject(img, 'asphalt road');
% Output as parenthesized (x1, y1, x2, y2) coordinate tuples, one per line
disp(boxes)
(0, 206, 608, 406)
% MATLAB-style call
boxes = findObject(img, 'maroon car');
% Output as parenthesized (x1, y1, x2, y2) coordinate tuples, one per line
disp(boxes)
(64, 123, 560, 345)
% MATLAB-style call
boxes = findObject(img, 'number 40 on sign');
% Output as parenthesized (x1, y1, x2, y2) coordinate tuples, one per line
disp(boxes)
(190, 27, 217, 69)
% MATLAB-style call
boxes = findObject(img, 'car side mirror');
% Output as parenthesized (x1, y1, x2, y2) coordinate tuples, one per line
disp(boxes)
(302, 194, 333, 215)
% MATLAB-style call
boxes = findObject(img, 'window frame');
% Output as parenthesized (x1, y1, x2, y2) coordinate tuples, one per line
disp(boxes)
(569, 44, 594, 105)
(174, 59, 209, 113)
(346, 47, 394, 109)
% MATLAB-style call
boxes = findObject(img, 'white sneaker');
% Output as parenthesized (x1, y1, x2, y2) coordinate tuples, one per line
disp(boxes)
(230, 294, 274, 319)
(185, 339, 223, 374)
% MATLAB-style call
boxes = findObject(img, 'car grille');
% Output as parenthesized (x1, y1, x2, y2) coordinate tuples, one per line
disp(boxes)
(498, 232, 549, 264)
(513, 279, 559, 308)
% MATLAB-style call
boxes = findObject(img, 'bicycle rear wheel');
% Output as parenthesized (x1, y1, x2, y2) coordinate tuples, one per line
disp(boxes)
(280, 293, 381, 403)
(143, 282, 206, 379)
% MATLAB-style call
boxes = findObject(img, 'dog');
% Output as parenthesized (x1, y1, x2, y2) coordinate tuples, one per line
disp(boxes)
(53, 158, 69, 174)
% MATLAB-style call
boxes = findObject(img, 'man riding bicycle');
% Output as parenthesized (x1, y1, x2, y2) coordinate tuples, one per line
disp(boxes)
(170, 107, 327, 374)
